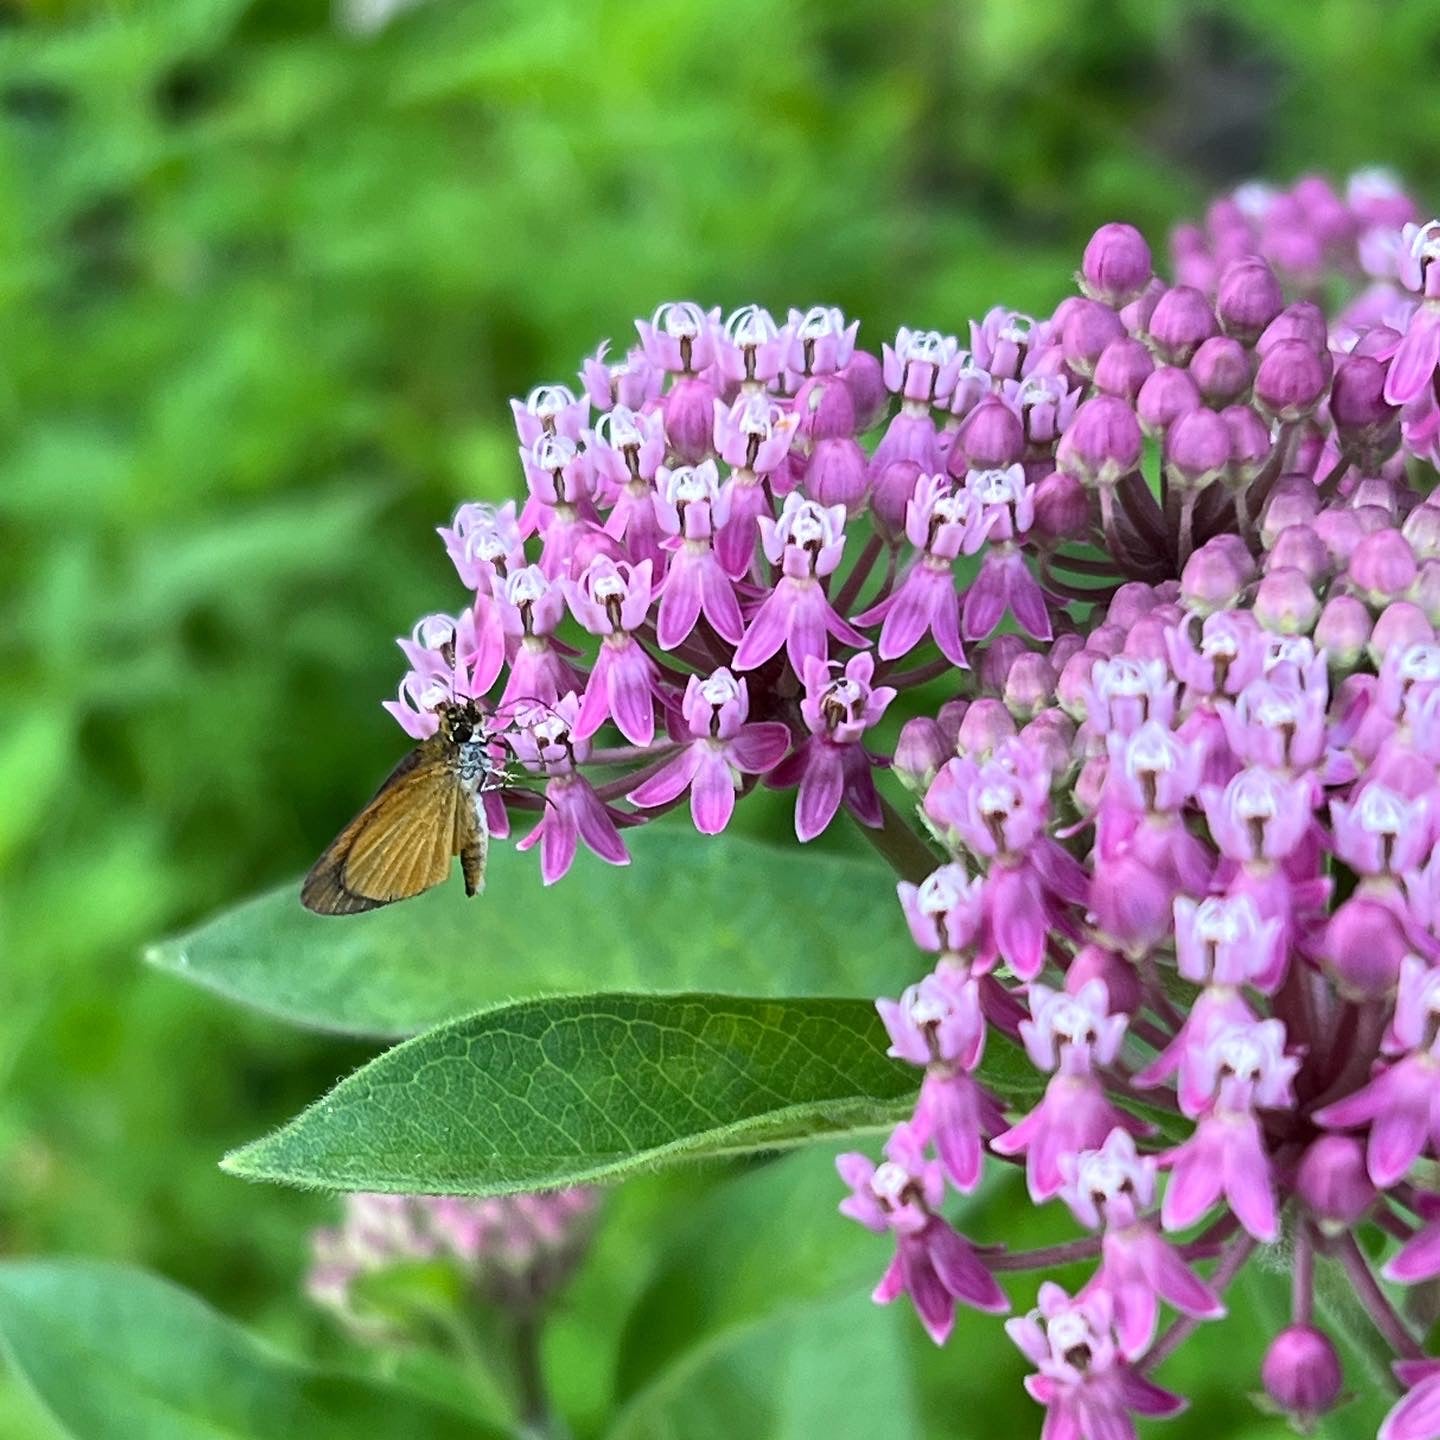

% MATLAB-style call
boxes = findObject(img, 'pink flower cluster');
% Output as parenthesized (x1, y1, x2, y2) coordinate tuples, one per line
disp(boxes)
(307, 1189, 596, 1336)
(379, 167, 1440, 1438)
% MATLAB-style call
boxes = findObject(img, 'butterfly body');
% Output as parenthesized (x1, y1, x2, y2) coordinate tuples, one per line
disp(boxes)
(301, 700, 505, 916)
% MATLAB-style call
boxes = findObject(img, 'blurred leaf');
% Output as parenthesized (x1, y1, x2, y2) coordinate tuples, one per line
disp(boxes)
(146, 828, 917, 1037)
(222, 993, 920, 1194)
(607, 1290, 919, 1440)
(0, 1259, 502, 1440)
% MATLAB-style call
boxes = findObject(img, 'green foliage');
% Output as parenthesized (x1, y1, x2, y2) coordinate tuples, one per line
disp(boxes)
(146, 829, 915, 1036)
(223, 993, 920, 1193)
(0, 1260, 500, 1440)
(5, 0, 1440, 1434)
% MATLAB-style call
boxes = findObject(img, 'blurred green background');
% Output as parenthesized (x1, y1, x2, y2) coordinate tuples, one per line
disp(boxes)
(1, 0, 1438, 1434)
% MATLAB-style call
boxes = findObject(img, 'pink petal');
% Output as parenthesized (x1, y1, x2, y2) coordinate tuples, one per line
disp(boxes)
(927, 1223, 1009, 1314)
(785, 586, 830, 675)
(629, 748, 703, 809)
(606, 648, 657, 746)
(728, 722, 792, 772)
(1386, 1222, 1440, 1284)
(1382, 1375, 1440, 1440)
(1369, 1103, 1430, 1188)
(1007, 560, 1054, 641)
(656, 559, 703, 650)
(1160, 1138, 1222, 1232)
(1385, 312, 1440, 406)
(899, 1240, 955, 1345)
(689, 751, 737, 835)
(961, 556, 1008, 640)
(699, 556, 744, 642)
(872, 1250, 906, 1304)
(733, 591, 789, 670)
(876, 571, 935, 660)
(572, 784, 630, 867)
(795, 745, 845, 841)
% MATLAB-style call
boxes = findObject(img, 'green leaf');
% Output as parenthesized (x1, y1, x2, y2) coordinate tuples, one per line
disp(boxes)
(607, 1290, 919, 1440)
(222, 993, 919, 1194)
(145, 827, 916, 1038)
(0, 1259, 503, 1440)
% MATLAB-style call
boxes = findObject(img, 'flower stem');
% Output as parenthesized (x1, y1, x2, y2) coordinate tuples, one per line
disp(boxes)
(1336, 1233, 1424, 1361)
(1293, 1224, 1314, 1326)
(855, 794, 939, 882)
(1139, 1235, 1255, 1373)
(512, 1312, 565, 1440)
(987, 1236, 1103, 1271)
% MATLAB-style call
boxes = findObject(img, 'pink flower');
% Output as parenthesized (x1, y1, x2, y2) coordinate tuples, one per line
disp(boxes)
(564, 557, 662, 744)
(766, 654, 896, 841)
(652, 462, 743, 650)
(1007, 1283, 1185, 1440)
(838, 1128, 1008, 1343)
(733, 494, 868, 673)
(636, 300, 718, 374)
(628, 670, 790, 834)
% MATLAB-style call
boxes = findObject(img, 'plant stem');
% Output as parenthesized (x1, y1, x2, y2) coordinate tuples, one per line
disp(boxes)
(512, 1312, 561, 1439)
(988, 1236, 1103, 1271)
(1139, 1235, 1255, 1373)
(1337, 1233, 1423, 1361)
(855, 794, 939, 882)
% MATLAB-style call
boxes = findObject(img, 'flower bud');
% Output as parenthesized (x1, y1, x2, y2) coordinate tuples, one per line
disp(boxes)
(1061, 299, 1126, 378)
(792, 373, 857, 442)
(980, 634, 1027, 693)
(1019, 712, 1075, 779)
(1181, 539, 1249, 614)
(1404, 500, 1440, 561)
(955, 697, 1017, 758)
(1347, 528, 1418, 605)
(1122, 614, 1171, 661)
(805, 436, 868, 510)
(1148, 284, 1219, 365)
(1120, 276, 1165, 336)
(1056, 396, 1143, 488)
(1368, 600, 1435, 665)
(1216, 256, 1284, 343)
(1004, 651, 1058, 720)
(1314, 506, 1366, 564)
(1137, 365, 1202, 438)
(1259, 478, 1321, 548)
(1057, 650, 1100, 719)
(1087, 623, 1127, 657)
(1049, 632, 1086, 671)
(871, 459, 923, 534)
(935, 697, 968, 749)
(1253, 566, 1319, 634)
(1165, 407, 1232, 491)
(839, 350, 887, 432)
(1030, 470, 1090, 545)
(1092, 336, 1154, 402)
(1106, 581, 1160, 630)
(1081, 222, 1152, 306)
(1261, 1326, 1343, 1426)
(1065, 944, 1143, 1014)
(1222, 403, 1274, 488)
(1189, 335, 1251, 406)
(1258, 300, 1329, 356)
(894, 716, 949, 794)
(1296, 1136, 1375, 1232)
(1330, 355, 1398, 435)
(1265, 524, 1329, 582)
(955, 397, 1025, 470)
(1413, 558, 1440, 626)
(1255, 340, 1329, 422)
(1314, 594, 1373, 670)
(1323, 895, 1409, 999)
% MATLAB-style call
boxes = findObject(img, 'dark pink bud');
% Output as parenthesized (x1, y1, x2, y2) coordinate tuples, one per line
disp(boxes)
(1165, 407, 1232, 490)
(1057, 649, 1100, 718)
(805, 436, 868, 510)
(1092, 336, 1154, 401)
(1056, 396, 1143, 488)
(793, 374, 857, 441)
(570, 527, 626, 571)
(1254, 340, 1329, 422)
(1265, 524, 1329, 582)
(1147, 284, 1218, 365)
(1188, 335, 1251, 406)
(1120, 276, 1165, 336)
(1253, 565, 1320, 634)
(1296, 1136, 1375, 1231)
(1081, 222, 1152, 306)
(1347, 529, 1418, 603)
(1181, 539, 1248, 613)
(839, 350, 887, 431)
(1216, 257, 1284, 343)
(1369, 601, 1435, 665)
(1354, 324, 1403, 359)
(1258, 301, 1329, 356)
(1107, 581, 1161, 630)
(1121, 614, 1171, 661)
(1049, 632, 1086, 670)
(1031, 470, 1090, 545)
(955, 397, 1024, 470)
(1330, 355, 1397, 434)
(1314, 594, 1373, 668)
(1087, 623, 1127, 657)
(663, 376, 719, 463)
(980, 634, 1027, 693)
(1065, 944, 1142, 1014)
(871, 459, 923, 534)
(894, 716, 949, 794)
(1003, 651, 1057, 719)
(1314, 507, 1366, 564)
(1136, 365, 1202, 437)
(1323, 895, 1409, 999)
(955, 697, 1016, 758)
(1262, 1327, 1342, 1426)
(1222, 403, 1273, 487)
(1061, 299, 1126, 378)
(1019, 711, 1075, 776)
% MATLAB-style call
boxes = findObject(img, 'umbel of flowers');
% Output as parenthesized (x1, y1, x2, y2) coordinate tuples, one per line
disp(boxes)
(381, 170, 1440, 1439)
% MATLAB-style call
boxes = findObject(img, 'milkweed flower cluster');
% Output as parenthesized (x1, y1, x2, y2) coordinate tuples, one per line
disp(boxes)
(306, 1189, 596, 1339)
(378, 167, 1440, 1437)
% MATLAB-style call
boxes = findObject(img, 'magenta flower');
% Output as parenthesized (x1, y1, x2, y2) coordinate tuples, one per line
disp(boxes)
(564, 556, 662, 744)
(733, 494, 867, 673)
(1386, 222, 1440, 405)
(579, 339, 662, 413)
(715, 304, 789, 387)
(767, 653, 895, 840)
(636, 300, 718, 375)
(512, 696, 629, 884)
(628, 669, 789, 834)
(1007, 1283, 1185, 1440)
(838, 1127, 1008, 1343)
(438, 499, 525, 591)
(1382, 1361, 1440, 1440)
(652, 461, 743, 650)
(495, 565, 581, 708)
